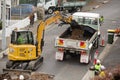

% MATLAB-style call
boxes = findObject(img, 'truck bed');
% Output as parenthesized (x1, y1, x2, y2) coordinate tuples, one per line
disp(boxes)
(60, 25, 96, 41)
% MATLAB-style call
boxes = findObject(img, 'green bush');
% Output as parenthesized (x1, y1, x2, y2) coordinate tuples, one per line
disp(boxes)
(0, 21, 2, 30)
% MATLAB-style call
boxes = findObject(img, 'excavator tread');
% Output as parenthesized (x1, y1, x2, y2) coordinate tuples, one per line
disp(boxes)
(27, 56, 44, 71)
(6, 57, 43, 71)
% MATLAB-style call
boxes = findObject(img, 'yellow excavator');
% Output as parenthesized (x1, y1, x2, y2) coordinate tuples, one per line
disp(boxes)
(6, 10, 72, 71)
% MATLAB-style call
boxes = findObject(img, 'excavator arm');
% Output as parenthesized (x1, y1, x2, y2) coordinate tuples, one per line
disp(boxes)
(36, 11, 72, 56)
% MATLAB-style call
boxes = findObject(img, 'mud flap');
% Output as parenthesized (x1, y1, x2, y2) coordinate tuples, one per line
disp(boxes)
(55, 52, 64, 61)
(80, 53, 89, 63)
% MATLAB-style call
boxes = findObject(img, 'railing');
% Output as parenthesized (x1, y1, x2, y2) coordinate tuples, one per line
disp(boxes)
(0, 13, 37, 37)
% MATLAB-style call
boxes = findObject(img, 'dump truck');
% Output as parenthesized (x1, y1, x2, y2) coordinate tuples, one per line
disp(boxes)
(37, 0, 88, 14)
(55, 12, 101, 64)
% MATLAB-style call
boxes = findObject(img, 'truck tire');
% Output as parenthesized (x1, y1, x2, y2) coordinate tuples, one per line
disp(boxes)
(48, 8, 54, 14)
(76, 7, 82, 12)
(63, 52, 67, 60)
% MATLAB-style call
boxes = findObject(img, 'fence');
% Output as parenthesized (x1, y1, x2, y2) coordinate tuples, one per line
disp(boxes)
(0, 13, 37, 38)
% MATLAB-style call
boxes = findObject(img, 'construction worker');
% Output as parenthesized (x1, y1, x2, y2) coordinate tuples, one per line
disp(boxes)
(29, 13, 35, 27)
(94, 59, 102, 75)
(99, 16, 104, 26)
(17, 34, 24, 44)
(99, 65, 106, 78)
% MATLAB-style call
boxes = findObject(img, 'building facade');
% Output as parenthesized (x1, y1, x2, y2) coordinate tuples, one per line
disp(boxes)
(0, 0, 19, 20)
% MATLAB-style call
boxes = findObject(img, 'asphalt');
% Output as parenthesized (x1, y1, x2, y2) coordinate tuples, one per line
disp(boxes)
(1, 0, 119, 79)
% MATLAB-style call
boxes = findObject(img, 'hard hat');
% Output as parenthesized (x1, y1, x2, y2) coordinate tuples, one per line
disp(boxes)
(101, 65, 106, 70)
(19, 75, 24, 80)
(96, 59, 101, 64)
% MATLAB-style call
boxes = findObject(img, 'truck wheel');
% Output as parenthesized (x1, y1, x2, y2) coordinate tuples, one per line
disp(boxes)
(48, 8, 54, 14)
(63, 52, 67, 60)
(76, 7, 82, 12)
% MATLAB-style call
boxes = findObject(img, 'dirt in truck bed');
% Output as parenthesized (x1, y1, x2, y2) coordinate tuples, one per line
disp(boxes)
(60, 25, 96, 40)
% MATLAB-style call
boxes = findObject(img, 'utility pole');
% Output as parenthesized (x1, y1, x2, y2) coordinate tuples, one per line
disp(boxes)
(0, 0, 1, 19)
(2, 0, 7, 50)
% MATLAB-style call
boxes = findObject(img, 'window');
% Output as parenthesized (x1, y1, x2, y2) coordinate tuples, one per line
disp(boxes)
(11, 31, 34, 45)
(76, 17, 98, 25)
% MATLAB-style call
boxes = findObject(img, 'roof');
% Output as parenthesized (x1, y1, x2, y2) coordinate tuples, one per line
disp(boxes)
(72, 12, 100, 18)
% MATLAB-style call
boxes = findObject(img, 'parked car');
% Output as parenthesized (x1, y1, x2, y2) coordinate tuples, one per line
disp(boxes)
(11, 4, 35, 16)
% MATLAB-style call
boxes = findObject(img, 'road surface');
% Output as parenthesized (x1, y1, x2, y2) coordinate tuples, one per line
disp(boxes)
(0, 0, 120, 80)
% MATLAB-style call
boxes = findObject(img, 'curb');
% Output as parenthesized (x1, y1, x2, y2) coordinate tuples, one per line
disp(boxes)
(82, 36, 118, 80)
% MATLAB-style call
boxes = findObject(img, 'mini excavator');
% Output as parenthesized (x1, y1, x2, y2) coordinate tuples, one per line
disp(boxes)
(6, 10, 72, 71)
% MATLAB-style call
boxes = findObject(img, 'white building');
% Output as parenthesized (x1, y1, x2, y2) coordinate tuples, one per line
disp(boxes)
(0, 0, 11, 20)
(0, 0, 19, 20)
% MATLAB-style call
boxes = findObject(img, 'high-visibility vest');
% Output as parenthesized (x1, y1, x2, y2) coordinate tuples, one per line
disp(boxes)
(95, 64, 101, 71)
(17, 36, 24, 44)
(100, 17, 104, 22)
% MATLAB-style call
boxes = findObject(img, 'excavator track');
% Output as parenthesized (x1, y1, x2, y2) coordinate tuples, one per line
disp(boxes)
(27, 56, 44, 71)
(6, 57, 43, 71)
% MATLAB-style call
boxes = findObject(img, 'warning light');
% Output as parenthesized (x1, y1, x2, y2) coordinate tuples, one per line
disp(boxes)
(58, 39, 64, 46)
(80, 41, 86, 48)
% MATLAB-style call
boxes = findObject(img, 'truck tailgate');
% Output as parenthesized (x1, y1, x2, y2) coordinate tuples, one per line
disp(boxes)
(55, 37, 88, 50)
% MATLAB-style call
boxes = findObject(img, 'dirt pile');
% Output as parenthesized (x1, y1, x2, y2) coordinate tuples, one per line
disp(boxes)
(0, 70, 54, 80)
(70, 29, 83, 40)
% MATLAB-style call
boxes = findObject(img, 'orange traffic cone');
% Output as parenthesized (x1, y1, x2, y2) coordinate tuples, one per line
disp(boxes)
(93, 50, 99, 65)
(100, 35, 105, 47)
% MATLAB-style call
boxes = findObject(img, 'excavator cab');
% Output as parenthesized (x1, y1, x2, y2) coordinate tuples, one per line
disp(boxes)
(11, 30, 34, 45)
(8, 30, 37, 61)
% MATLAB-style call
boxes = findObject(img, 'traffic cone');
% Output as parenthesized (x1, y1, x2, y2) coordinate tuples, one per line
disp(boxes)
(100, 35, 105, 47)
(93, 50, 99, 65)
